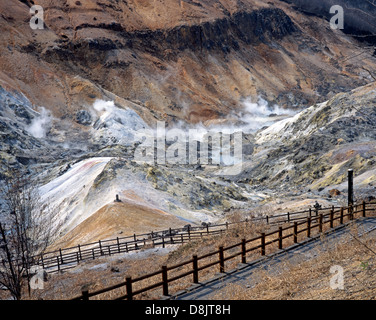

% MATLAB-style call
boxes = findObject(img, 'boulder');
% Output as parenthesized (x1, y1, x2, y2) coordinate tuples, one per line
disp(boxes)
(75, 110, 92, 126)
(329, 189, 341, 197)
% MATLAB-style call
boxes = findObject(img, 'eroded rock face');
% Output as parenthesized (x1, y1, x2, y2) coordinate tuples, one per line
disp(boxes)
(1, 0, 376, 126)
(239, 83, 376, 193)
(47, 7, 297, 55)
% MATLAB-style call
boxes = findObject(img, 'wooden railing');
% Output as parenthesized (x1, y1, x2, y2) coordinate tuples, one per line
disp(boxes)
(29, 204, 343, 273)
(71, 201, 376, 300)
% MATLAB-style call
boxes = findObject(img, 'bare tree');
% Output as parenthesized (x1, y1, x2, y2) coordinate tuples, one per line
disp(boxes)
(0, 169, 57, 300)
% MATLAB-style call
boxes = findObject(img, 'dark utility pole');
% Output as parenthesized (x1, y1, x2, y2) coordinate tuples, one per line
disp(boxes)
(348, 169, 354, 207)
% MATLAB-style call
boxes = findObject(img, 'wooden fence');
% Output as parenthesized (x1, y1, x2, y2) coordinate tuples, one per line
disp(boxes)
(71, 201, 376, 300)
(29, 204, 342, 273)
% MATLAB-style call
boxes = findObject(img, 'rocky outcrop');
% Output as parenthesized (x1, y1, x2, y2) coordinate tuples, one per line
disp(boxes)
(75, 109, 92, 126)
(236, 82, 376, 196)
(48, 7, 297, 56)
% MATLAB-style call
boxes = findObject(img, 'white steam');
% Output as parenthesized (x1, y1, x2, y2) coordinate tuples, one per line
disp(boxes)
(27, 107, 53, 139)
(234, 96, 296, 133)
(243, 96, 295, 118)
(90, 97, 297, 149)
(91, 99, 148, 145)
(167, 96, 297, 140)
(93, 99, 116, 113)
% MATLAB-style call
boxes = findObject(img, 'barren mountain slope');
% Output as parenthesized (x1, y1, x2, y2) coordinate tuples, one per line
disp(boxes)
(1, 0, 376, 245)
(1, 0, 376, 127)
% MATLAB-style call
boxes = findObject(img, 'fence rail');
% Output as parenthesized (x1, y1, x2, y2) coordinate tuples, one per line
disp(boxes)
(71, 201, 376, 300)
(27, 203, 346, 273)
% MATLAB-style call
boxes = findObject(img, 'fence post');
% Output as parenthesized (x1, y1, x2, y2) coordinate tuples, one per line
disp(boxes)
(350, 204, 354, 220)
(309, 208, 312, 218)
(330, 208, 334, 229)
(348, 169, 354, 208)
(193, 255, 199, 283)
(266, 216, 269, 224)
(188, 225, 191, 241)
(219, 246, 225, 273)
(99, 240, 103, 255)
(340, 207, 344, 224)
(82, 289, 89, 301)
(307, 217, 311, 237)
(319, 214, 323, 233)
(241, 239, 246, 263)
(287, 212, 290, 223)
(78, 244, 82, 260)
(261, 233, 266, 256)
(278, 227, 283, 250)
(59, 249, 64, 264)
(92, 248, 95, 259)
(40, 254, 45, 269)
(57, 256, 60, 272)
(162, 266, 169, 296)
(293, 222, 298, 243)
(116, 237, 120, 253)
(126, 277, 133, 300)
(162, 235, 165, 248)
(362, 201, 366, 217)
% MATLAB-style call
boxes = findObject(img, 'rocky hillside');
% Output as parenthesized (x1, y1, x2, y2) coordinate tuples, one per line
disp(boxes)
(239, 82, 376, 194)
(1, 0, 376, 245)
(1, 0, 376, 125)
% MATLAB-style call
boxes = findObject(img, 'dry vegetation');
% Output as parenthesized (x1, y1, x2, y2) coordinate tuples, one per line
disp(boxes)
(1, 208, 374, 300)
(210, 223, 376, 300)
